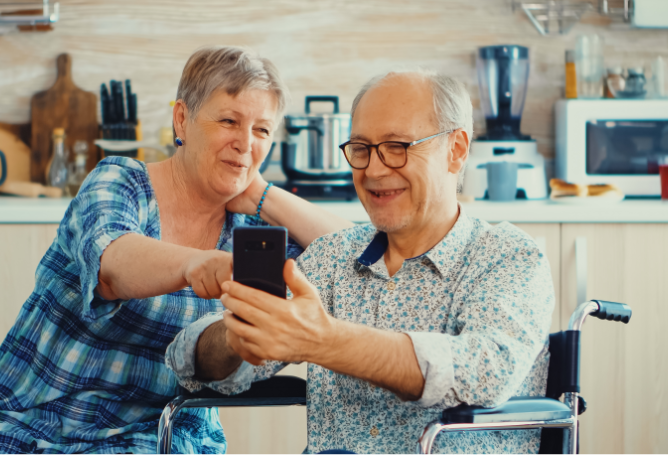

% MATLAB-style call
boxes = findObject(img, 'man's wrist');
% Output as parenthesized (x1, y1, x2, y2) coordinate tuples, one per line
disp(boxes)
(306, 315, 345, 365)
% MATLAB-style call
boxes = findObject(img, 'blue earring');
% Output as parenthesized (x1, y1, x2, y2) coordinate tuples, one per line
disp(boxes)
(175, 137, 184, 146)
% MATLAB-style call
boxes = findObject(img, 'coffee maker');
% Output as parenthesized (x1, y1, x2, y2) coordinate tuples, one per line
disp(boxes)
(462, 45, 547, 200)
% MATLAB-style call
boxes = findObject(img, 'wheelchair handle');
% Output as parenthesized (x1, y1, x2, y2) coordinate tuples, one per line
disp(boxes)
(590, 300, 632, 324)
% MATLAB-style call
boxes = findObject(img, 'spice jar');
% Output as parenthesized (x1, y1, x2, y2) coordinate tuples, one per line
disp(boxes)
(605, 67, 625, 98)
(625, 67, 647, 96)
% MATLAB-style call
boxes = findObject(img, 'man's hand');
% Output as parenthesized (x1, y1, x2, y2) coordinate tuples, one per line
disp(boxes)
(221, 259, 334, 365)
(182, 250, 233, 299)
(226, 171, 268, 216)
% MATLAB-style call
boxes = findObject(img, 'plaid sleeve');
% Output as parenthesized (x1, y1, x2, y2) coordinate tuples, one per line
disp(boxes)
(60, 159, 149, 322)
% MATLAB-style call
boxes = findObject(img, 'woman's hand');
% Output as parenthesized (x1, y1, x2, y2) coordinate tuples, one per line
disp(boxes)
(182, 250, 233, 299)
(226, 171, 268, 216)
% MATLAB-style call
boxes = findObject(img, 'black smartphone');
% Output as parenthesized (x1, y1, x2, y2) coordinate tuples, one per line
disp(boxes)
(232, 226, 287, 298)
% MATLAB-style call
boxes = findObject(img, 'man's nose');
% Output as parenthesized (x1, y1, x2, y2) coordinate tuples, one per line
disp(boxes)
(365, 147, 392, 178)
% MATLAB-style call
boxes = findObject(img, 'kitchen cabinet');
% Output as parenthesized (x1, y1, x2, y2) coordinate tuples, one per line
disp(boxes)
(512, 223, 562, 334)
(0, 220, 666, 454)
(560, 224, 668, 454)
(0, 224, 58, 339)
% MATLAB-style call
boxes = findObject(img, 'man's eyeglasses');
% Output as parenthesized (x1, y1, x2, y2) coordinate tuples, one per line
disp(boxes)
(339, 130, 453, 170)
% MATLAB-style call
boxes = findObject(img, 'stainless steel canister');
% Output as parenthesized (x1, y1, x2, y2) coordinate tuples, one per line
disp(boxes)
(282, 96, 352, 182)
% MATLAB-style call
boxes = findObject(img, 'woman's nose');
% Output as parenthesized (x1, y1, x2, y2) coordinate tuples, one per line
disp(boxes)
(233, 128, 254, 154)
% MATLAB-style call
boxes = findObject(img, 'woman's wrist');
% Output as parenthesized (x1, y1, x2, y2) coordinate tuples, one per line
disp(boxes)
(255, 183, 273, 218)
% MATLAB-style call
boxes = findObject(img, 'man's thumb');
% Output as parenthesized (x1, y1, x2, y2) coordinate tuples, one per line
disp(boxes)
(284, 259, 314, 296)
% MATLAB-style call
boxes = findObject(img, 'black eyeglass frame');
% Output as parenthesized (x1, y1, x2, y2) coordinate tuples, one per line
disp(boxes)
(338, 130, 454, 170)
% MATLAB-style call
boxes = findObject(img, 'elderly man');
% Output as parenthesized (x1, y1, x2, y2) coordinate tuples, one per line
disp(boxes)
(166, 70, 554, 453)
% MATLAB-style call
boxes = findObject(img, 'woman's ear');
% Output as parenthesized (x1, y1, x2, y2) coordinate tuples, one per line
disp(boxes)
(173, 100, 189, 140)
(448, 129, 470, 174)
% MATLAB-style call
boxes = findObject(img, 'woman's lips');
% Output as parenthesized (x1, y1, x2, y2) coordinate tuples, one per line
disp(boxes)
(222, 160, 248, 171)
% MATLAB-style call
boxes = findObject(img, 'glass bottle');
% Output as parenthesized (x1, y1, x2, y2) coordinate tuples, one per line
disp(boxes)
(67, 140, 89, 196)
(48, 128, 68, 192)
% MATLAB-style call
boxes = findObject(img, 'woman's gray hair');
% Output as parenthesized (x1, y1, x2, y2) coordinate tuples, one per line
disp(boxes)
(174, 46, 289, 144)
(351, 68, 473, 153)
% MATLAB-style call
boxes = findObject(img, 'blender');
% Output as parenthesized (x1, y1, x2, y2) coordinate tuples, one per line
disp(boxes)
(462, 45, 547, 200)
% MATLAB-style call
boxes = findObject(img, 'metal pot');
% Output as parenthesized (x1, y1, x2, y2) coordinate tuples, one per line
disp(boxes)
(282, 96, 352, 182)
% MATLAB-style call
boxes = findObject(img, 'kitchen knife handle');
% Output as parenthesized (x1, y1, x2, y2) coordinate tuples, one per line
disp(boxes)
(305, 96, 339, 114)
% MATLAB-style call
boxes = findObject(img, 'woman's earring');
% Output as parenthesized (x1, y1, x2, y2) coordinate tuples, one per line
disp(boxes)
(175, 137, 184, 147)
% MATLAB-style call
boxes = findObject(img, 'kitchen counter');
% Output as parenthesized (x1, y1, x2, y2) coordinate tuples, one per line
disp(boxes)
(0, 196, 666, 224)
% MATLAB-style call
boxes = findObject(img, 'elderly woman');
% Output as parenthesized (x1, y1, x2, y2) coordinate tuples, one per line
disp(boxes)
(0, 46, 352, 454)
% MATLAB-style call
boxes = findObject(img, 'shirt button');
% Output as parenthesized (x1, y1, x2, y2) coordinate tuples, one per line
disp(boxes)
(387, 282, 396, 291)
(370, 426, 379, 437)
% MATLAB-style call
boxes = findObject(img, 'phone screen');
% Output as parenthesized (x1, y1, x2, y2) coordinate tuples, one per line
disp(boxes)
(232, 226, 287, 298)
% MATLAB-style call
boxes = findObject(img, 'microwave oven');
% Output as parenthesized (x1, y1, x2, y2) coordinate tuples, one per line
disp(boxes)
(555, 99, 668, 196)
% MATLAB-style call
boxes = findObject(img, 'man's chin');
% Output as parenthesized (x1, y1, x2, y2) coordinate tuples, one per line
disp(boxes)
(368, 212, 413, 233)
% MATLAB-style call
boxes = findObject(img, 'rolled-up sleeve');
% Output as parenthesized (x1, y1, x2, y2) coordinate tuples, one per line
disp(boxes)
(165, 311, 288, 395)
(405, 332, 455, 407)
(405, 225, 554, 409)
(59, 160, 150, 322)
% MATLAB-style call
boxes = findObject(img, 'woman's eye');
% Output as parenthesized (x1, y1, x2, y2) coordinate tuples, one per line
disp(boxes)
(221, 119, 235, 125)
(259, 128, 270, 135)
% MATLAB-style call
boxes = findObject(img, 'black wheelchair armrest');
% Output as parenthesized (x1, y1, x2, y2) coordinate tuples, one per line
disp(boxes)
(441, 396, 572, 424)
(177, 375, 307, 407)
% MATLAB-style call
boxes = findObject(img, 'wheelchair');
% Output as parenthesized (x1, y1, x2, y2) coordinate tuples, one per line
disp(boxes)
(157, 299, 631, 454)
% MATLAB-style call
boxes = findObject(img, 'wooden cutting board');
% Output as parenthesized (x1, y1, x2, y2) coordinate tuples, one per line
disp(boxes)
(30, 53, 99, 184)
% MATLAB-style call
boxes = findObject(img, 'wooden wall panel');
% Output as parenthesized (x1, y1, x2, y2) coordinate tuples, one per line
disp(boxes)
(0, 0, 666, 160)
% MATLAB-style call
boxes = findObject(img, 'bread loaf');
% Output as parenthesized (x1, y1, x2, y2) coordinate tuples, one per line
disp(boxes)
(549, 178, 588, 198)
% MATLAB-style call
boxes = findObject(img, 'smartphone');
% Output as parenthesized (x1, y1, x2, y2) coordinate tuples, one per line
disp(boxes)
(232, 226, 287, 298)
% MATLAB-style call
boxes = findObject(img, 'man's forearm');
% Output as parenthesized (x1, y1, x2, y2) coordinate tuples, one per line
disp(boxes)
(311, 319, 425, 401)
(195, 319, 243, 381)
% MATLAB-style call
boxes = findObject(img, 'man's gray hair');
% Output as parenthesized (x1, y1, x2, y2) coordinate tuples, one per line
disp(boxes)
(351, 68, 474, 157)
(174, 46, 289, 144)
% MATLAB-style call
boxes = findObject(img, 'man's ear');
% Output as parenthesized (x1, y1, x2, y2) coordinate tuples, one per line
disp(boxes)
(173, 100, 189, 140)
(448, 129, 469, 174)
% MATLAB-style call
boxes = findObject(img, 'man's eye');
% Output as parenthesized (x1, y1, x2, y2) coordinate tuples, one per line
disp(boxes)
(221, 119, 235, 125)
(259, 128, 270, 135)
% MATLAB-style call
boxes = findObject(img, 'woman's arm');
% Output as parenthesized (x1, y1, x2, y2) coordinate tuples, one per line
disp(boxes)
(227, 174, 354, 248)
(97, 233, 232, 301)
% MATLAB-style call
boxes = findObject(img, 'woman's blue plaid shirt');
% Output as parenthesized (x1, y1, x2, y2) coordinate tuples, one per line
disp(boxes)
(0, 157, 302, 454)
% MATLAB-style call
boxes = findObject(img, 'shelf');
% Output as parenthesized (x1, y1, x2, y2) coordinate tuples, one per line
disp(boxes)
(0, 0, 59, 34)
(512, 0, 592, 35)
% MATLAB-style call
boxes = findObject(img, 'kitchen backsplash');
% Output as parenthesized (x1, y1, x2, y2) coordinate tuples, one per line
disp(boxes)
(0, 0, 666, 159)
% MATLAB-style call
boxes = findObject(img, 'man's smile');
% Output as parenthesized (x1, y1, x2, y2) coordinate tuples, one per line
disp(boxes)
(368, 188, 406, 200)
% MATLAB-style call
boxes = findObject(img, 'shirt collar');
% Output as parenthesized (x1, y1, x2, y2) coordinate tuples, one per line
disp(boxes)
(355, 204, 474, 277)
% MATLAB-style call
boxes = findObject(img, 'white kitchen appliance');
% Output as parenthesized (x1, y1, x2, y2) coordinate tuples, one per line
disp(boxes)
(555, 99, 668, 197)
(632, 0, 668, 28)
(462, 45, 548, 200)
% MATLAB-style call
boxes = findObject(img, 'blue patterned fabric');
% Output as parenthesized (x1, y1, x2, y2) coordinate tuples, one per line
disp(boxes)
(0, 157, 303, 454)
(166, 209, 555, 454)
